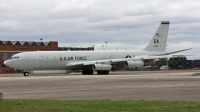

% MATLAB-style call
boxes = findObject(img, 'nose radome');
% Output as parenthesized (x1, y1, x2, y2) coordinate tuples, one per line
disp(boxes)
(4, 60, 7, 66)
(4, 60, 11, 67)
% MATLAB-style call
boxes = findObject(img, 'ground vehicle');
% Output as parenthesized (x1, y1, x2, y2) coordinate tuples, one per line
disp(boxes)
(160, 65, 171, 70)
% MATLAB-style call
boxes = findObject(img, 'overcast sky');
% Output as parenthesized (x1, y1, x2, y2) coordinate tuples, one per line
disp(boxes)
(0, 0, 200, 59)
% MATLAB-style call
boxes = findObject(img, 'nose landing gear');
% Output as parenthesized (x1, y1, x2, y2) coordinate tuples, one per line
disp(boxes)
(23, 72, 29, 76)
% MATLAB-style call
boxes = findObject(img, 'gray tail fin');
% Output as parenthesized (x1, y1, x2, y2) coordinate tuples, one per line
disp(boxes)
(143, 21, 170, 52)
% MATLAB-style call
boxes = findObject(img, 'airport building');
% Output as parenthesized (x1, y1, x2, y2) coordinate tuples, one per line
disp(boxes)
(169, 55, 200, 68)
(0, 40, 94, 74)
(157, 55, 199, 69)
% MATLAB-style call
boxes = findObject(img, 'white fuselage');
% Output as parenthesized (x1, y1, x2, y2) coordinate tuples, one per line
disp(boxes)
(4, 21, 173, 75)
(5, 50, 164, 70)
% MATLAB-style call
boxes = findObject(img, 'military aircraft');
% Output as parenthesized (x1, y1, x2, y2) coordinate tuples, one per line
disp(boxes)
(4, 21, 191, 76)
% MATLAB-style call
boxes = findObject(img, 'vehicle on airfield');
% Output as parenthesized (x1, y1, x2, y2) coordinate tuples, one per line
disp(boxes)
(160, 65, 171, 70)
(144, 66, 160, 71)
(4, 21, 191, 76)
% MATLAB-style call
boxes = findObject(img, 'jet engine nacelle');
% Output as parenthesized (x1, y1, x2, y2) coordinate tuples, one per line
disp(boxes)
(93, 64, 112, 71)
(30, 70, 73, 75)
(124, 60, 144, 68)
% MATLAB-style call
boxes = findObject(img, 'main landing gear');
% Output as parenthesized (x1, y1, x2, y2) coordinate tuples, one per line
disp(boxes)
(82, 70, 94, 75)
(82, 70, 109, 75)
(97, 70, 109, 75)
(23, 72, 29, 76)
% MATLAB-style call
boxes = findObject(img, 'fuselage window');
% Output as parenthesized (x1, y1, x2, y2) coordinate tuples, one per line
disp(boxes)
(64, 57, 66, 60)
(60, 57, 62, 61)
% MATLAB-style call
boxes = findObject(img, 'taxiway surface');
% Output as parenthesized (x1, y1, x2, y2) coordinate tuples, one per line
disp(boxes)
(0, 70, 200, 101)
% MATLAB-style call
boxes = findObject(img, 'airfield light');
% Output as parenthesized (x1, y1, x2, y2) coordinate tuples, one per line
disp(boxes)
(105, 41, 108, 50)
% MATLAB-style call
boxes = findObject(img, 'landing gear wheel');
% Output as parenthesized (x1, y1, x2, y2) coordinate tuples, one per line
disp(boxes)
(23, 72, 29, 76)
(97, 71, 102, 75)
(82, 71, 86, 75)
(82, 70, 93, 75)
(97, 71, 109, 75)
(105, 71, 109, 74)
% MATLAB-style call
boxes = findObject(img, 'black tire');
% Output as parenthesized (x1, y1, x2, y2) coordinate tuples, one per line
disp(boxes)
(97, 71, 109, 75)
(23, 72, 29, 76)
(103, 71, 106, 74)
(97, 71, 102, 75)
(89, 70, 93, 75)
(82, 70, 94, 75)
(82, 71, 86, 75)
(103, 71, 109, 74)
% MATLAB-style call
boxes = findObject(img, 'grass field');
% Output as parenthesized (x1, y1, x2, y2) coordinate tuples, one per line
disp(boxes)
(0, 99, 200, 112)
(192, 73, 200, 76)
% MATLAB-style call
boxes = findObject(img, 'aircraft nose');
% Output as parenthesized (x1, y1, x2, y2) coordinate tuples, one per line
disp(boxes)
(4, 60, 7, 66)
(4, 60, 19, 69)
(4, 60, 11, 67)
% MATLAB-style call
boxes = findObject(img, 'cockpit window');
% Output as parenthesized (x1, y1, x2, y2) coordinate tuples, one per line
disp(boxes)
(10, 56, 19, 60)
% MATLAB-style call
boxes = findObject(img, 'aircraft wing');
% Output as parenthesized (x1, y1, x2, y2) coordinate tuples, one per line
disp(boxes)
(66, 57, 139, 67)
(66, 55, 168, 69)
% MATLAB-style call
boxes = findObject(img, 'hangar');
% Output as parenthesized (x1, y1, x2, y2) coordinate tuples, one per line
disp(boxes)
(0, 40, 94, 74)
